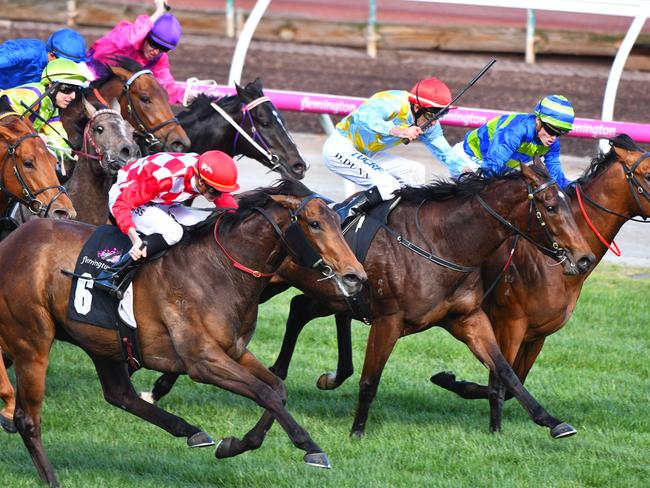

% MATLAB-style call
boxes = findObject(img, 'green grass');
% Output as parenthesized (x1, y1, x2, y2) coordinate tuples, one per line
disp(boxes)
(0, 264, 648, 487)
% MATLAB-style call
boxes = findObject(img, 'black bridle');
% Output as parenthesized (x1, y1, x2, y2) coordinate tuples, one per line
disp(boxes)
(121, 69, 180, 151)
(0, 113, 67, 217)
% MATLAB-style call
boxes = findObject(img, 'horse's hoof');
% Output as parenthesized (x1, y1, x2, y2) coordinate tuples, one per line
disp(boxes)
(304, 451, 331, 469)
(430, 371, 456, 388)
(0, 414, 17, 434)
(139, 391, 155, 404)
(187, 431, 214, 448)
(215, 437, 234, 459)
(349, 429, 365, 440)
(316, 372, 338, 390)
(550, 422, 577, 439)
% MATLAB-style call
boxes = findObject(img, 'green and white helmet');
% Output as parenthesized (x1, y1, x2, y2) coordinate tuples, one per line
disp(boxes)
(41, 58, 89, 88)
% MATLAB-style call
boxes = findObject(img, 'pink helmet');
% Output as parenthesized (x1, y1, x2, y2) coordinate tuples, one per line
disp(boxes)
(195, 151, 240, 192)
(408, 77, 452, 108)
(149, 13, 182, 51)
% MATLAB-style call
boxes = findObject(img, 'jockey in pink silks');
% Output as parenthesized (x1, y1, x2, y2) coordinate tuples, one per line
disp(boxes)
(87, 0, 185, 104)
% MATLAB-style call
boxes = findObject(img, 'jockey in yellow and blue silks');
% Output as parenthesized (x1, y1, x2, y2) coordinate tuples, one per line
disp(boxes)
(452, 94, 575, 189)
(323, 77, 465, 220)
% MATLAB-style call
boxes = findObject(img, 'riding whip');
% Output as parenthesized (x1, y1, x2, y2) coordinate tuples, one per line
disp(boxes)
(402, 58, 496, 145)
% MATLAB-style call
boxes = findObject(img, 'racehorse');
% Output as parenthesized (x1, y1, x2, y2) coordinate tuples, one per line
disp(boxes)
(427, 135, 650, 431)
(62, 57, 190, 157)
(177, 78, 309, 179)
(0, 179, 366, 487)
(149, 158, 596, 439)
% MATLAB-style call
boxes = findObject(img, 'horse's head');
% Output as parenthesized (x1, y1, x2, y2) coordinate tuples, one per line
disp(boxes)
(0, 113, 75, 219)
(234, 78, 309, 179)
(520, 157, 594, 275)
(80, 97, 140, 177)
(105, 59, 190, 153)
(609, 136, 650, 218)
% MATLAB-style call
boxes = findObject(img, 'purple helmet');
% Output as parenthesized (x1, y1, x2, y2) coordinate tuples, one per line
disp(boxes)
(149, 13, 182, 51)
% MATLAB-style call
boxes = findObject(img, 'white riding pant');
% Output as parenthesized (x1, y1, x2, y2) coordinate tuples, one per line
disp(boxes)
(109, 187, 210, 246)
(323, 132, 426, 200)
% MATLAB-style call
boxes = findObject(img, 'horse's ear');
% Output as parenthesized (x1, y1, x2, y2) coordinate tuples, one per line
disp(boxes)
(82, 97, 97, 119)
(109, 97, 121, 114)
(235, 82, 245, 98)
(109, 65, 130, 81)
(268, 194, 301, 209)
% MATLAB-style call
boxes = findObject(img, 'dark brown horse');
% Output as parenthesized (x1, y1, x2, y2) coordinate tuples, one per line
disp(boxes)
(262, 158, 596, 439)
(62, 57, 190, 157)
(0, 179, 365, 487)
(427, 135, 650, 430)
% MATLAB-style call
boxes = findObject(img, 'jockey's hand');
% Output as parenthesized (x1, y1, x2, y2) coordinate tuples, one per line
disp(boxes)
(154, 0, 169, 12)
(127, 228, 146, 260)
(390, 125, 422, 141)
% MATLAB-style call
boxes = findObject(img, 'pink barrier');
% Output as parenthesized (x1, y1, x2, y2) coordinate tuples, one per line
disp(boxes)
(183, 83, 650, 143)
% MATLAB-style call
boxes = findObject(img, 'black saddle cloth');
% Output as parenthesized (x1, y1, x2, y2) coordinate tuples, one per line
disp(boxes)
(343, 197, 398, 262)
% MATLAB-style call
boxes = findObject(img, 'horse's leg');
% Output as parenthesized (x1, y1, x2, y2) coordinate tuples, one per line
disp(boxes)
(90, 355, 214, 448)
(269, 294, 332, 380)
(317, 312, 354, 390)
(13, 354, 59, 487)
(447, 311, 576, 438)
(350, 316, 402, 438)
(144, 372, 180, 403)
(0, 348, 16, 433)
(487, 370, 506, 433)
(189, 349, 330, 467)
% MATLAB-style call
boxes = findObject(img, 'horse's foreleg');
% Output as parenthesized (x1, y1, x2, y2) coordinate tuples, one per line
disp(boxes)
(148, 372, 180, 403)
(351, 316, 402, 438)
(13, 354, 59, 487)
(487, 370, 506, 432)
(317, 312, 354, 390)
(0, 347, 16, 433)
(90, 355, 212, 448)
(189, 349, 329, 468)
(447, 311, 575, 438)
(269, 294, 332, 380)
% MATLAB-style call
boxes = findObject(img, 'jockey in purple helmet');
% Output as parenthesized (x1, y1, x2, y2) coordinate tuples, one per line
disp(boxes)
(87, 0, 185, 104)
(0, 28, 87, 89)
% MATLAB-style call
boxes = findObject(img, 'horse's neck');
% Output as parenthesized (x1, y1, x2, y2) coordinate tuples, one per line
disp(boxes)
(65, 157, 111, 225)
(184, 102, 240, 156)
(571, 165, 635, 262)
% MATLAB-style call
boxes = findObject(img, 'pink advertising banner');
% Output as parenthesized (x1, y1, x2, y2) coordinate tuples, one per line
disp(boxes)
(184, 83, 650, 143)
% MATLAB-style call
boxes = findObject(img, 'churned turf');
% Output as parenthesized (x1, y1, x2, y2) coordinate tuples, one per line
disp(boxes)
(0, 264, 648, 487)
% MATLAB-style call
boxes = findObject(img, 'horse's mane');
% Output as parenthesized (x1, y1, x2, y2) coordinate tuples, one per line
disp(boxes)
(90, 57, 145, 88)
(566, 134, 644, 196)
(182, 179, 313, 243)
(396, 164, 549, 203)
(177, 93, 242, 124)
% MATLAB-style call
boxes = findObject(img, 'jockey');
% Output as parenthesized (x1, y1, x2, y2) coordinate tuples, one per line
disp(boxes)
(323, 76, 465, 221)
(93, 150, 239, 297)
(0, 57, 89, 162)
(452, 94, 575, 189)
(87, 0, 185, 104)
(0, 28, 88, 89)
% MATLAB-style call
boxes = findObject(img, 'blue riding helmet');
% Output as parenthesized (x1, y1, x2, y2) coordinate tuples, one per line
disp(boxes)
(46, 28, 87, 63)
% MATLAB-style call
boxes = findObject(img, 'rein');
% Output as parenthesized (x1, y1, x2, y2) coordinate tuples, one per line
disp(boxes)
(0, 113, 67, 216)
(120, 69, 180, 151)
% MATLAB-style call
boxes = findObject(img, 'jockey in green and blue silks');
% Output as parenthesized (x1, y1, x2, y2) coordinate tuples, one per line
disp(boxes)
(452, 95, 575, 189)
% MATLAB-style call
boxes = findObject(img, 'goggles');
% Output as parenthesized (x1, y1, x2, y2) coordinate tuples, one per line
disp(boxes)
(205, 185, 223, 197)
(422, 106, 449, 121)
(541, 121, 569, 137)
(57, 83, 81, 95)
(148, 38, 170, 53)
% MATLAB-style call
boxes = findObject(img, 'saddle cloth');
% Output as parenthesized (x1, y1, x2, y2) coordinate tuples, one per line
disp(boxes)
(343, 197, 398, 262)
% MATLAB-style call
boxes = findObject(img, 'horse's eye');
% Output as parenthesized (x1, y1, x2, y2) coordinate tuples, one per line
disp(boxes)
(546, 205, 556, 213)
(23, 159, 34, 169)
(94, 125, 104, 134)
(645, 173, 650, 182)
(309, 221, 321, 230)
(140, 96, 151, 103)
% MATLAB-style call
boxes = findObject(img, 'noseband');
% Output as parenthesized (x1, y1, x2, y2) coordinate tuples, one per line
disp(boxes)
(122, 69, 180, 151)
(0, 112, 67, 216)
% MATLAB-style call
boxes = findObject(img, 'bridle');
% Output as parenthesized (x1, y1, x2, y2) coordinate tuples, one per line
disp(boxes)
(213, 193, 335, 278)
(121, 69, 180, 151)
(0, 112, 67, 216)
(210, 96, 282, 173)
(73, 108, 124, 172)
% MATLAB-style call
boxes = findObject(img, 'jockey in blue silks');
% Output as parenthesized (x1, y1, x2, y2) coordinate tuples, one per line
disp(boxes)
(0, 28, 87, 89)
(452, 94, 575, 189)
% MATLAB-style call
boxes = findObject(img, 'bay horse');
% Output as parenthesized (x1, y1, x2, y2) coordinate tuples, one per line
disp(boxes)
(0, 179, 365, 487)
(61, 57, 190, 158)
(427, 135, 650, 431)
(177, 78, 309, 180)
(149, 158, 596, 440)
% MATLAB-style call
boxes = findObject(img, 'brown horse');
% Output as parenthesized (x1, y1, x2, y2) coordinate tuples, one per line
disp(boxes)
(62, 57, 190, 157)
(427, 135, 650, 430)
(0, 179, 365, 487)
(262, 158, 596, 439)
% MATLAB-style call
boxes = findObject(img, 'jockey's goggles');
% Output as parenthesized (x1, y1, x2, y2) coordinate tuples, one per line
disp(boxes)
(541, 121, 569, 137)
(422, 106, 449, 121)
(205, 186, 223, 197)
(57, 83, 81, 95)
(148, 38, 170, 53)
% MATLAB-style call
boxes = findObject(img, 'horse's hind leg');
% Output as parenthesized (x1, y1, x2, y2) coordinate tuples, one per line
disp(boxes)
(317, 312, 354, 390)
(139, 372, 180, 404)
(0, 347, 16, 433)
(447, 311, 575, 438)
(90, 355, 213, 448)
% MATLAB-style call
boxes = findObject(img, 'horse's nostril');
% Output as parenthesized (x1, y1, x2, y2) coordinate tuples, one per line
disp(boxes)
(577, 255, 595, 273)
(119, 147, 132, 161)
(51, 209, 72, 220)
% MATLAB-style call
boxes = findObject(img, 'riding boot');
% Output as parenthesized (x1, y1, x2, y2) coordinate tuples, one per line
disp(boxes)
(93, 233, 170, 299)
(335, 186, 384, 222)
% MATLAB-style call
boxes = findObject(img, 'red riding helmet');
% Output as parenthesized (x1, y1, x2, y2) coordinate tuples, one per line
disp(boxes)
(408, 77, 452, 108)
(195, 150, 240, 192)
